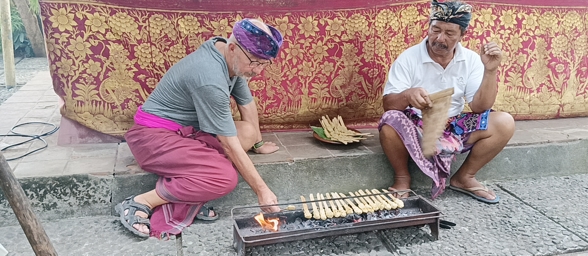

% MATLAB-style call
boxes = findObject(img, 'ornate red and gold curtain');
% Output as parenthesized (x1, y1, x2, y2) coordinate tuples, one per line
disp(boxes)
(39, 0, 588, 137)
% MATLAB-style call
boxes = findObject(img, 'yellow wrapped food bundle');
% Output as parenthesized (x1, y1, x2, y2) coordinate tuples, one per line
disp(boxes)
(317, 115, 372, 144)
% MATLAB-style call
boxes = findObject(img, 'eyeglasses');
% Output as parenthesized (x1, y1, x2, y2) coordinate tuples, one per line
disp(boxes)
(234, 43, 272, 68)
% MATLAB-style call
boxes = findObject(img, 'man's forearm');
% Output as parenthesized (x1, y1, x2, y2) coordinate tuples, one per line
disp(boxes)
(219, 136, 269, 194)
(383, 91, 411, 111)
(470, 70, 498, 113)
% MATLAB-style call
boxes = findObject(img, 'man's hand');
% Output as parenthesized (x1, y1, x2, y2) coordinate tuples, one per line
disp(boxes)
(257, 188, 281, 212)
(253, 141, 279, 154)
(404, 88, 433, 110)
(480, 42, 502, 72)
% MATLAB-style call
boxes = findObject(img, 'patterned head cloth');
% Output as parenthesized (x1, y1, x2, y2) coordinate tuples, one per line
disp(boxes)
(232, 19, 283, 60)
(430, 0, 473, 29)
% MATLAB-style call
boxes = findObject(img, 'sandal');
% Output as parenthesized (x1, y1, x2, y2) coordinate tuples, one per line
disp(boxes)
(388, 188, 411, 199)
(115, 195, 153, 238)
(195, 205, 219, 221)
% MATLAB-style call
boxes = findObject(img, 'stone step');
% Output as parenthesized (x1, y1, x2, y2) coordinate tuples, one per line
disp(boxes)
(1, 126, 588, 226)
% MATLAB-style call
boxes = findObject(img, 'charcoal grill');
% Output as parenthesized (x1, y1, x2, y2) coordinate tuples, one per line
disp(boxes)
(231, 192, 441, 256)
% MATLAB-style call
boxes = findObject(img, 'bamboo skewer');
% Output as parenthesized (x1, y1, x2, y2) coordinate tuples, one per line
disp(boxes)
(320, 194, 334, 218)
(309, 194, 320, 219)
(339, 193, 363, 214)
(371, 189, 397, 209)
(381, 189, 405, 208)
(357, 190, 380, 210)
(325, 193, 341, 218)
(317, 193, 327, 220)
(364, 189, 390, 210)
(300, 195, 312, 219)
(349, 192, 371, 213)
(332, 193, 353, 215)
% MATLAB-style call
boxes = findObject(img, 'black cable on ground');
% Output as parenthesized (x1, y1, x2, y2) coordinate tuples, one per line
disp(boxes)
(0, 122, 59, 161)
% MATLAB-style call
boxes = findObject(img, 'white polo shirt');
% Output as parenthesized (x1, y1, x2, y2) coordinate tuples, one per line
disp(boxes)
(383, 37, 484, 117)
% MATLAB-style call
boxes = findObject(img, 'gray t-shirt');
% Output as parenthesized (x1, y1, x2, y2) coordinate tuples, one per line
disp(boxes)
(141, 37, 253, 137)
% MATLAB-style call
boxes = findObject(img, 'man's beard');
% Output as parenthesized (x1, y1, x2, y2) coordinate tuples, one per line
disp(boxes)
(232, 56, 257, 79)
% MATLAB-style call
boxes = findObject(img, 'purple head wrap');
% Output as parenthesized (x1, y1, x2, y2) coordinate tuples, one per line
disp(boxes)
(232, 19, 283, 60)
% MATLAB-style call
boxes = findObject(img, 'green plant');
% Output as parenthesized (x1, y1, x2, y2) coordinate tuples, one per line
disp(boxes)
(0, 2, 35, 57)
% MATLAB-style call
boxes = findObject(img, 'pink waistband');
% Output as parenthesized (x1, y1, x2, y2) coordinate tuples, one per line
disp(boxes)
(134, 106, 182, 131)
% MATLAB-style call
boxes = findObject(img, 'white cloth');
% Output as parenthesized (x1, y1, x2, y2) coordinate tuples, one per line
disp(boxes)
(383, 37, 485, 117)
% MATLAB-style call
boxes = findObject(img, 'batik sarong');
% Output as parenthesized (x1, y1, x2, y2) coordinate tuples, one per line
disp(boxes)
(124, 106, 238, 238)
(378, 109, 490, 198)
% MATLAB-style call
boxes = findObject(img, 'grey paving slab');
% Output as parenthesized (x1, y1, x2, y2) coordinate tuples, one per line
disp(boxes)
(276, 131, 317, 146)
(497, 174, 588, 240)
(64, 156, 116, 175)
(379, 182, 588, 256)
(327, 144, 372, 157)
(284, 144, 332, 160)
(70, 143, 119, 159)
(13, 159, 67, 178)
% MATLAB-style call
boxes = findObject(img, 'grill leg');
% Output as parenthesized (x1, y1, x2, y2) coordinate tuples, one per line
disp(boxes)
(429, 220, 440, 240)
(233, 227, 245, 256)
(176, 233, 183, 256)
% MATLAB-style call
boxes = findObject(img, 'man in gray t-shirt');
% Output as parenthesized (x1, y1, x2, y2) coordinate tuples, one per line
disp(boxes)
(115, 19, 285, 238)
(142, 36, 253, 138)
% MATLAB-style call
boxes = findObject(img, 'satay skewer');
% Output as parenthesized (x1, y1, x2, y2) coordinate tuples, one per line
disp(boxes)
(371, 189, 397, 209)
(332, 192, 353, 215)
(320, 194, 334, 218)
(300, 195, 312, 219)
(365, 189, 390, 210)
(309, 194, 321, 219)
(325, 193, 341, 218)
(381, 189, 405, 208)
(317, 193, 327, 220)
(357, 190, 380, 210)
(338, 193, 363, 214)
(348, 192, 371, 213)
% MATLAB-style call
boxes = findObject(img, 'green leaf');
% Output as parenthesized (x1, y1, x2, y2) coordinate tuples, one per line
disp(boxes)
(310, 126, 328, 139)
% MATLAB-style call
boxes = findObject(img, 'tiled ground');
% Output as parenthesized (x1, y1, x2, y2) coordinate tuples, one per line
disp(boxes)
(2, 71, 588, 178)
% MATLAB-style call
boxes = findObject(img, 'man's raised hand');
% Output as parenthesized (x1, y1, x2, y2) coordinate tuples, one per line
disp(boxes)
(480, 41, 502, 72)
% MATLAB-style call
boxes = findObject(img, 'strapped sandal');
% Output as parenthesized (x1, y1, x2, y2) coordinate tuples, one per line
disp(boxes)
(115, 195, 153, 238)
(195, 205, 219, 221)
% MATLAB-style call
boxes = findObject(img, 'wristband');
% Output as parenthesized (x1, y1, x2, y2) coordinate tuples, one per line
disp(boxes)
(252, 141, 265, 150)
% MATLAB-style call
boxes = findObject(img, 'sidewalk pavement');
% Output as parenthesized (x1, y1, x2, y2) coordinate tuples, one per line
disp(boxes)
(1, 65, 588, 255)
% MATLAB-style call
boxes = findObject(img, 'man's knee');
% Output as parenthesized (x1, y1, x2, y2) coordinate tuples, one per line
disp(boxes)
(235, 121, 257, 150)
(490, 112, 515, 138)
(380, 124, 401, 143)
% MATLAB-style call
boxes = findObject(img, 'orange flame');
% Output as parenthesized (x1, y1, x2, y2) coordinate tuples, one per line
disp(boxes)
(254, 213, 280, 232)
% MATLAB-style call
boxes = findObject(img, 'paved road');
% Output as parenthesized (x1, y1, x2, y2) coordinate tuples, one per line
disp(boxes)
(0, 57, 48, 104)
(1, 173, 588, 256)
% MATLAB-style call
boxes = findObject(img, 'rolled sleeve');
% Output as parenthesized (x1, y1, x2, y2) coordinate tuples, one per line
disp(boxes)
(383, 61, 412, 96)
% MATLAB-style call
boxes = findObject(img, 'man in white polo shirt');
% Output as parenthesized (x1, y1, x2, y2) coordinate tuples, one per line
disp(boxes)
(379, 0, 515, 204)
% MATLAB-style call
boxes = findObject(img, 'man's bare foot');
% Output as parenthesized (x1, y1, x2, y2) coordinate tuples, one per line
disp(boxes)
(253, 141, 279, 154)
(388, 176, 411, 199)
(388, 187, 411, 199)
(449, 177, 496, 201)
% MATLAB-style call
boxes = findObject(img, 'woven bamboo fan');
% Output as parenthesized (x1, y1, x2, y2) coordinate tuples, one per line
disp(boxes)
(421, 87, 454, 158)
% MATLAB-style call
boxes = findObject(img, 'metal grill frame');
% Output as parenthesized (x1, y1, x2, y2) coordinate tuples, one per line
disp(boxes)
(231, 194, 441, 256)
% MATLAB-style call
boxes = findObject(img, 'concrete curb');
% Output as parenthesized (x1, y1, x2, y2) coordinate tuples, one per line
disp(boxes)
(1, 139, 587, 225)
